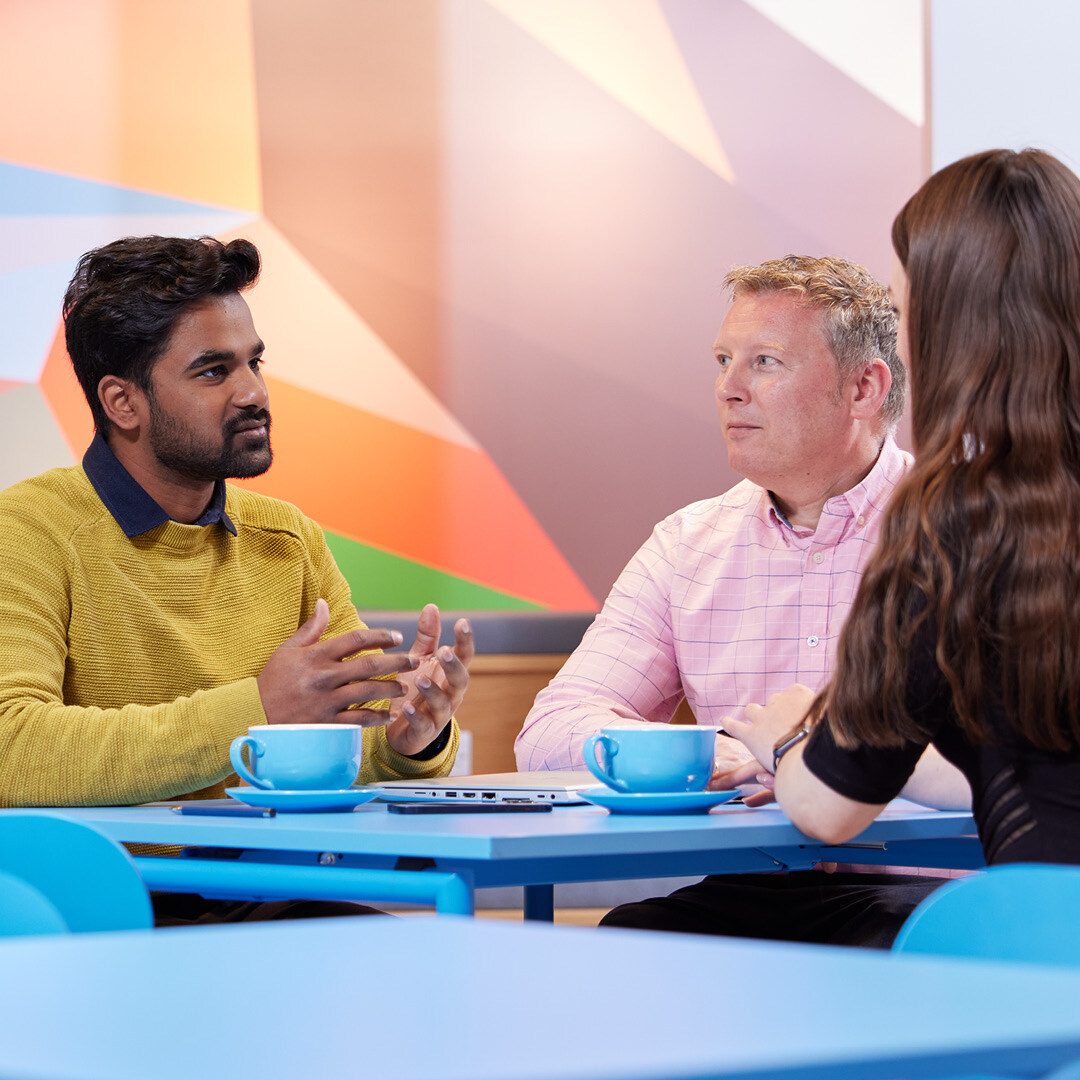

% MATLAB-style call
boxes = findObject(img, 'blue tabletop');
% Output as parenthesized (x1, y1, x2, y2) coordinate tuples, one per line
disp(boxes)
(20, 799, 976, 862)
(0, 915, 1075, 1080)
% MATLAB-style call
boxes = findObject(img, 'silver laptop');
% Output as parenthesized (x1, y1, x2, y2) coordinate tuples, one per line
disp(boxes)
(371, 770, 596, 805)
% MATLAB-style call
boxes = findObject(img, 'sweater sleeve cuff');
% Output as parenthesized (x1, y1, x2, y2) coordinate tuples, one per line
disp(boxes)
(201, 677, 268, 765)
(406, 720, 453, 761)
(365, 719, 460, 780)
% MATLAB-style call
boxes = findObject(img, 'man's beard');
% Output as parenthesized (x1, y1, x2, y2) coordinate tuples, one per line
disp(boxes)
(147, 401, 273, 482)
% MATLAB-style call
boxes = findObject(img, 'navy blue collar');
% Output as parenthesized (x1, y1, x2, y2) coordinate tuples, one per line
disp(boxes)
(82, 432, 237, 538)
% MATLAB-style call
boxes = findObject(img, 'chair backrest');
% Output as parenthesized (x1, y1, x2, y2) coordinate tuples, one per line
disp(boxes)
(893, 863, 1080, 966)
(0, 813, 153, 935)
(0, 868, 69, 935)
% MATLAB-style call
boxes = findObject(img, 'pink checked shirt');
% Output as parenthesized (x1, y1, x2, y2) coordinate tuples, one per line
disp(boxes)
(516, 438, 913, 770)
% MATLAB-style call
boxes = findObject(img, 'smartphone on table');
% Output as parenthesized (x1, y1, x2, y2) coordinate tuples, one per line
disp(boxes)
(171, 800, 276, 818)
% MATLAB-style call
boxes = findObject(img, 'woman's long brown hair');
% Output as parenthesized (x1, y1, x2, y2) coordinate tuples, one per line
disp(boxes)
(818, 149, 1080, 752)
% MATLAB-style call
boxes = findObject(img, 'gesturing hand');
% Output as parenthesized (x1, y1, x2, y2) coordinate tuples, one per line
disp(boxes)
(257, 599, 416, 726)
(385, 604, 474, 757)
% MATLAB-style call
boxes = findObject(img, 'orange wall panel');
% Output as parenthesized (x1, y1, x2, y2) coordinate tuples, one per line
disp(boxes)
(238, 377, 596, 610)
(0, 0, 260, 210)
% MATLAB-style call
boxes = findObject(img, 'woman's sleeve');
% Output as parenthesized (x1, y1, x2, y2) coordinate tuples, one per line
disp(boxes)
(801, 721, 925, 804)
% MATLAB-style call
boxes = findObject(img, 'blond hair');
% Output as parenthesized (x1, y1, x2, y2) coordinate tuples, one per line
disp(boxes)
(725, 255, 905, 429)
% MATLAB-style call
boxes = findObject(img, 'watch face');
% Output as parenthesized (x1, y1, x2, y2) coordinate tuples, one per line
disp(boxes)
(773, 726, 809, 771)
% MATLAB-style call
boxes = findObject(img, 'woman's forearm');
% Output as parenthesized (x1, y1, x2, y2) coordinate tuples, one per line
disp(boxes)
(772, 742, 886, 844)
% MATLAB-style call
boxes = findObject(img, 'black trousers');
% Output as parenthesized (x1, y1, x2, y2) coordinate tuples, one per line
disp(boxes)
(599, 871, 944, 948)
(151, 892, 384, 927)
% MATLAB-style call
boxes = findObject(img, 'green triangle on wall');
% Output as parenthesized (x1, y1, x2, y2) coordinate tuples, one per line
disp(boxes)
(325, 530, 543, 611)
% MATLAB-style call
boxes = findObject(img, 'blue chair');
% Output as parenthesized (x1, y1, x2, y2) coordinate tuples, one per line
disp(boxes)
(1044, 1063, 1080, 1080)
(893, 863, 1080, 966)
(0, 813, 153, 935)
(0, 868, 69, 935)
(893, 865, 1080, 1080)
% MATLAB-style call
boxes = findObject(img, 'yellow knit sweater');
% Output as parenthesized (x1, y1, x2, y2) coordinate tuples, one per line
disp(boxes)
(0, 464, 457, 806)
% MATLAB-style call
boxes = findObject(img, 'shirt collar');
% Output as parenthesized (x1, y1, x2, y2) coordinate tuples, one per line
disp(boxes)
(82, 431, 237, 538)
(760, 435, 910, 538)
(765, 493, 794, 530)
(828, 434, 909, 524)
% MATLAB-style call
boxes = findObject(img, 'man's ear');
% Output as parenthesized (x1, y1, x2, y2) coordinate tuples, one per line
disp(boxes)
(848, 357, 891, 421)
(97, 376, 146, 432)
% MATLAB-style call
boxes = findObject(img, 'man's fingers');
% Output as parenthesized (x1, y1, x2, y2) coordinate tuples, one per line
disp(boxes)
(742, 789, 778, 807)
(283, 598, 330, 649)
(410, 603, 442, 657)
(452, 618, 475, 665)
(438, 644, 468, 686)
(339, 652, 417, 689)
(404, 665, 458, 731)
(319, 626, 406, 663)
(433, 643, 470, 714)
(712, 733, 755, 772)
(717, 759, 767, 787)
(413, 670, 449, 709)
(266, 604, 468, 733)
(335, 706, 393, 727)
(330, 679, 406, 711)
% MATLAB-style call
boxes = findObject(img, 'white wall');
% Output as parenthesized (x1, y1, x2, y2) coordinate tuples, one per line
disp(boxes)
(932, 0, 1080, 171)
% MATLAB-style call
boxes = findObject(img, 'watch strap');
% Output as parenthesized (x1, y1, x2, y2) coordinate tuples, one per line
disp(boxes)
(772, 725, 810, 772)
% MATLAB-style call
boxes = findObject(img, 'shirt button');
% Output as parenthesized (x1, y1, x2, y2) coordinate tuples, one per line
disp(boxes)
(856, 515, 866, 529)
(812, 552, 824, 564)
(807, 635, 819, 647)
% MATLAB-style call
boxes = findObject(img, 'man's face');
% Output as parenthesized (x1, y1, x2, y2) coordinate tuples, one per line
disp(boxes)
(144, 292, 272, 482)
(713, 291, 857, 511)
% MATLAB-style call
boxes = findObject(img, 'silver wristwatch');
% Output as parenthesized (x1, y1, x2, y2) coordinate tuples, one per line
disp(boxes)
(772, 725, 810, 773)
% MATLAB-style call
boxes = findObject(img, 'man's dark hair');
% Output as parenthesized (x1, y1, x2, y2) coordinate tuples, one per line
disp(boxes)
(63, 235, 261, 435)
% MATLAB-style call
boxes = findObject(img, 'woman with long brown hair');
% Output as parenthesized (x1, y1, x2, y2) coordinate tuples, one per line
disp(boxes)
(725, 148, 1080, 865)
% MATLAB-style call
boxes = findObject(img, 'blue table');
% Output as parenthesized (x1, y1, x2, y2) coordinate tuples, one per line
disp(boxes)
(0, 915, 1075, 1079)
(19, 799, 982, 919)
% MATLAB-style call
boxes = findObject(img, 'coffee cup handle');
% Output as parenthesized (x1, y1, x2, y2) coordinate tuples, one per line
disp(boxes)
(229, 734, 274, 790)
(583, 733, 629, 793)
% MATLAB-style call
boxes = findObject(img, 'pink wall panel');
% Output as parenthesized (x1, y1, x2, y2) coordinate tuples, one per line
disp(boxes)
(439, 0, 921, 597)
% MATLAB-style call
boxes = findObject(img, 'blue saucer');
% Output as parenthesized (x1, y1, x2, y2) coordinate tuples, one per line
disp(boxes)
(225, 787, 380, 813)
(577, 787, 741, 815)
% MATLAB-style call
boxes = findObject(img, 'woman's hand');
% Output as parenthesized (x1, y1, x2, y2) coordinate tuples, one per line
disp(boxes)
(721, 684, 817, 773)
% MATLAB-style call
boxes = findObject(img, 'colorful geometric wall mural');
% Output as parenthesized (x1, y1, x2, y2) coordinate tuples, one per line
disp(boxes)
(0, 0, 924, 612)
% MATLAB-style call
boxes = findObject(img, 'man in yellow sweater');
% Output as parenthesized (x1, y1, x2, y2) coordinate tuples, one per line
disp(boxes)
(0, 235, 472, 920)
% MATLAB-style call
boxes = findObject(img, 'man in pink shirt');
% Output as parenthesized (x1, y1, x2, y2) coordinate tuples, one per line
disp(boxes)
(517, 255, 961, 946)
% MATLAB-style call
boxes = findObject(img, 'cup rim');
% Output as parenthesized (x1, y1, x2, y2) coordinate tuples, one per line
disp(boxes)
(248, 724, 362, 732)
(598, 725, 715, 735)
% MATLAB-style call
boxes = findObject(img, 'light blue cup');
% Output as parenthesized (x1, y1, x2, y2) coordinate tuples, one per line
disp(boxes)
(229, 724, 362, 791)
(583, 726, 716, 794)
